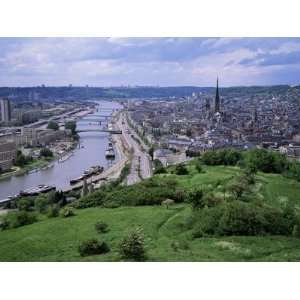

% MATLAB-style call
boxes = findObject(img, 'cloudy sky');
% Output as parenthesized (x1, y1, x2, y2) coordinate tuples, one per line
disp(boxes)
(0, 37, 300, 87)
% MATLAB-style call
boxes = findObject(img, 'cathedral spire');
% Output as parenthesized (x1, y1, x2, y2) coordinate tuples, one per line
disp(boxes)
(215, 77, 220, 113)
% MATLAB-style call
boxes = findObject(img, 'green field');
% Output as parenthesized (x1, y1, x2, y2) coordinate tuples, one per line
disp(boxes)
(1, 164, 300, 261)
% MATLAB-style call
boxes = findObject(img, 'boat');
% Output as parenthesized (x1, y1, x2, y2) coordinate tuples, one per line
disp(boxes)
(41, 163, 55, 170)
(19, 185, 56, 196)
(58, 152, 73, 163)
(105, 148, 115, 159)
(83, 165, 104, 177)
(70, 175, 85, 185)
(70, 165, 104, 185)
(28, 168, 39, 174)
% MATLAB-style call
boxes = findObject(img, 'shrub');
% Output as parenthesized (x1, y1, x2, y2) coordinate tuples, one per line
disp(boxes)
(95, 222, 109, 233)
(218, 201, 266, 236)
(201, 149, 242, 166)
(0, 218, 10, 231)
(190, 200, 300, 238)
(78, 239, 110, 257)
(153, 159, 167, 174)
(39, 147, 53, 158)
(187, 189, 204, 210)
(175, 163, 188, 175)
(1, 211, 37, 230)
(61, 207, 75, 218)
(227, 179, 248, 200)
(74, 190, 106, 209)
(191, 206, 225, 238)
(292, 225, 300, 238)
(243, 149, 288, 174)
(285, 162, 300, 182)
(119, 227, 147, 261)
(195, 160, 204, 173)
(34, 196, 48, 213)
(47, 205, 60, 218)
(17, 197, 34, 211)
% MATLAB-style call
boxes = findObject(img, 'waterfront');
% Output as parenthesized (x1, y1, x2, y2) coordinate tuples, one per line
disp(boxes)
(0, 100, 122, 200)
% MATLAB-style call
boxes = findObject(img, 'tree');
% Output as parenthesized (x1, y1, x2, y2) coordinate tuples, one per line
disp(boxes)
(227, 179, 248, 200)
(15, 152, 26, 167)
(15, 150, 31, 167)
(119, 227, 146, 261)
(153, 159, 166, 174)
(47, 121, 59, 131)
(188, 189, 204, 210)
(34, 195, 48, 213)
(81, 179, 89, 197)
(244, 149, 288, 174)
(17, 197, 34, 211)
(186, 128, 192, 137)
(40, 147, 53, 158)
(65, 121, 77, 135)
(148, 147, 154, 160)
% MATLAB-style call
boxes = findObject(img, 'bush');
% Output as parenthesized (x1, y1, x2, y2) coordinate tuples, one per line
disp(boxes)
(1, 211, 37, 230)
(187, 189, 204, 210)
(34, 196, 48, 213)
(119, 227, 147, 261)
(47, 121, 59, 131)
(218, 201, 267, 236)
(243, 149, 288, 174)
(78, 239, 110, 257)
(17, 197, 34, 211)
(74, 190, 106, 209)
(195, 160, 204, 173)
(61, 207, 75, 218)
(175, 163, 188, 175)
(39, 147, 53, 158)
(95, 222, 109, 233)
(292, 225, 300, 238)
(285, 162, 300, 182)
(47, 205, 60, 218)
(201, 149, 242, 166)
(153, 159, 167, 174)
(190, 199, 300, 238)
(191, 206, 225, 238)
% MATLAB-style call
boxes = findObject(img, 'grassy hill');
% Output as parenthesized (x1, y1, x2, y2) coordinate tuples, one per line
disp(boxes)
(1, 163, 300, 262)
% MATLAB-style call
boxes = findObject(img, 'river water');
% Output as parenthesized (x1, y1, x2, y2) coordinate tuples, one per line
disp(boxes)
(0, 100, 122, 200)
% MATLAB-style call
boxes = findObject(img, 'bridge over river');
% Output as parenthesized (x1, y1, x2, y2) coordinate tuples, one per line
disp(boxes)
(77, 129, 122, 134)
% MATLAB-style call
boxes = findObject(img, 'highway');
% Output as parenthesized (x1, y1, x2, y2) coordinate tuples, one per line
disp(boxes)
(116, 112, 152, 185)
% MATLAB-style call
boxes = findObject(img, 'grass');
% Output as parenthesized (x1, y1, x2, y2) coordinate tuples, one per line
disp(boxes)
(1, 204, 300, 261)
(1, 162, 300, 261)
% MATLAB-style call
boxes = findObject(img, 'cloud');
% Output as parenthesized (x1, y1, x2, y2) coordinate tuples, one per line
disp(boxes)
(0, 37, 299, 86)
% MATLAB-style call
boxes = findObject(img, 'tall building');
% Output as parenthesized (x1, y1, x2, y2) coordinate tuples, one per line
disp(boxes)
(0, 133, 16, 172)
(214, 78, 220, 113)
(0, 98, 12, 123)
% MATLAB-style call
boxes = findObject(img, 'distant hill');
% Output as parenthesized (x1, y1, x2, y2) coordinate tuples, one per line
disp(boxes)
(0, 84, 293, 101)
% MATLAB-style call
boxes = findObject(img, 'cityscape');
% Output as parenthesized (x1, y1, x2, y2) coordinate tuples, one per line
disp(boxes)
(0, 37, 300, 262)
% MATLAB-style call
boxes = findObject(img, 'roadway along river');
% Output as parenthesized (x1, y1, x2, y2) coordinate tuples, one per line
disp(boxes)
(0, 100, 122, 200)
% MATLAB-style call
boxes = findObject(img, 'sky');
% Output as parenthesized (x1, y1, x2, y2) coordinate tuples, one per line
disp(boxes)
(0, 37, 300, 87)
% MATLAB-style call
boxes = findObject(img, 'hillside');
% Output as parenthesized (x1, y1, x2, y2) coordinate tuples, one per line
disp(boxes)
(1, 163, 300, 262)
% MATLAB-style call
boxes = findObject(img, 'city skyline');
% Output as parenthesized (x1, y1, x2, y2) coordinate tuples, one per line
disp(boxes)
(0, 38, 300, 87)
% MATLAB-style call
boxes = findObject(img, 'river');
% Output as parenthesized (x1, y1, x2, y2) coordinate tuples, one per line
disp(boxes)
(0, 100, 122, 200)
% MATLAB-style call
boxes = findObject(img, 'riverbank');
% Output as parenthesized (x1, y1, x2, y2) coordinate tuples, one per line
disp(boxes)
(63, 111, 130, 191)
(0, 100, 123, 200)
(0, 158, 54, 181)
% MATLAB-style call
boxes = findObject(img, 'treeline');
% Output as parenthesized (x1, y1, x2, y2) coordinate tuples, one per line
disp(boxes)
(200, 148, 300, 181)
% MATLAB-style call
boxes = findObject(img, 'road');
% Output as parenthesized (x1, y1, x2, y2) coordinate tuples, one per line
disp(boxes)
(116, 112, 152, 185)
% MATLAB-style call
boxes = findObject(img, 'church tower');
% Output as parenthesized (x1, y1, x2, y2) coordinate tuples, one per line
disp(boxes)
(214, 78, 220, 113)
